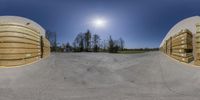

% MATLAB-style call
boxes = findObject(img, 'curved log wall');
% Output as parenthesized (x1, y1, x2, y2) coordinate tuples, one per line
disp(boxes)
(0, 16, 50, 67)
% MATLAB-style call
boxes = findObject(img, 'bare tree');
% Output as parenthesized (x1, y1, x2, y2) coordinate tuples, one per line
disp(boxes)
(66, 42, 72, 52)
(119, 38, 125, 51)
(84, 30, 91, 52)
(46, 31, 57, 52)
(108, 35, 114, 53)
(54, 32, 57, 52)
(73, 33, 84, 52)
(101, 40, 108, 52)
(108, 36, 121, 53)
(92, 34, 101, 52)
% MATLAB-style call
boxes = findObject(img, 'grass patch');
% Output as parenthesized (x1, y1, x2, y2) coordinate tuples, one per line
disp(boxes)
(117, 50, 145, 54)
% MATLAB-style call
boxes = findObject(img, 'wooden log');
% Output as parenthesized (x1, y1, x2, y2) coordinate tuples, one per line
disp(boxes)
(0, 37, 40, 45)
(194, 42, 200, 48)
(171, 55, 193, 63)
(194, 37, 200, 43)
(195, 53, 200, 59)
(43, 38, 50, 47)
(0, 23, 42, 35)
(0, 48, 40, 54)
(0, 16, 51, 67)
(195, 33, 200, 38)
(194, 48, 200, 53)
(172, 33, 192, 42)
(43, 53, 50, 58)
(0, 25, 40, 36)
(0, 56, 40, 67)
(43, 48, 50, 51)
(172, 37, 192, 44)
(172, 33, 192, 41)
(172, 44, 192, 49)
(172, 40, 192, 47)
(172, 49, 192, 53)
(194, 60, 200, 66)
(0, 52, 41, 60)
(167, 37, 172, 55)
(0, 32, 40, 42)
(172, 52, 193, 58)
(0, 43, 40, 48)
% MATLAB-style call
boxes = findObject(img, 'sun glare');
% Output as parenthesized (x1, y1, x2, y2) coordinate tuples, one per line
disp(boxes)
(93, 18, 106, 27)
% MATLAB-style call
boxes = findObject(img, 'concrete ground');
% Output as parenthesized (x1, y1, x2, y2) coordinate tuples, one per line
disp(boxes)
(0, 51, 200, 100)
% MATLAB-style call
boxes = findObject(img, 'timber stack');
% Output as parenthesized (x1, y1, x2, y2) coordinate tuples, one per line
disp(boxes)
(163, 42, 167, 54)
(171, 29, 193, 63)
(194, 24, 200, 65)
(166, 37, 172, 56)
(0, 16, 50, 67)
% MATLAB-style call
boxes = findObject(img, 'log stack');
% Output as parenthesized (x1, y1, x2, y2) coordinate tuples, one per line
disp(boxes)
(42, 37, 51, 58)
(194, 24, 200, 65)
(0, 16, 50, 67)
(171, 29, 193, 63)
(166, 37, 172, 56)
(162, 42, 167, 54)
(160, 45, 165, 53)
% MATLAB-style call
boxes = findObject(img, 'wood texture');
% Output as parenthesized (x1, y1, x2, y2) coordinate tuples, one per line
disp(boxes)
(172, 39, 192, 47)
(0, 48, 40, 54)
(0, 37, 40, 45)
(0, 43, 40, 48)
(0, 25, 40, 36)
(172, 44, 192, 49)
(172, 33, 192, 42)
(171, 55, 193, 63)
(194, 60, 200, 66)
(172, 52, 193, 58)
(0, 53, 41, 60)
(195, 33, 200, 62)
(0, 56, 40, 67)
(171, 29, 193, 63)
(0, 32, 40, 41)
(0, 23, 50, 67)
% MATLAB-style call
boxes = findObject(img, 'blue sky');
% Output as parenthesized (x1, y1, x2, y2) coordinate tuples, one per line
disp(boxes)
(0, 0, 200, 48)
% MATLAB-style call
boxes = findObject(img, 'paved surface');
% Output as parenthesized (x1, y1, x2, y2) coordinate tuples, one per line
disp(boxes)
(0, 51, 200, 100)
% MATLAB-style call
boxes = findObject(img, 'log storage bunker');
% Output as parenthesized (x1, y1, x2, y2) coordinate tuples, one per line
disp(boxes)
(0, 16, 50, 67)
(160, 16, 200, 66)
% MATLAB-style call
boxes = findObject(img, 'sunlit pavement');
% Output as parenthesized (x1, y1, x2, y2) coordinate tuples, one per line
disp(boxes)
(0, 52, 200, 100)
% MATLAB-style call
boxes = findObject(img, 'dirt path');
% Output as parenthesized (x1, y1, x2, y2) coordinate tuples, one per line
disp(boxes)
(0, 52, 200, 100)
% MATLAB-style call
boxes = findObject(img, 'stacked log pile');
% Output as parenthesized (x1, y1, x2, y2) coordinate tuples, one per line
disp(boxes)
(159, 23, 200, 66)
(171, 29, 193, 63)
(166, 37, 172, 56)
(42, 37, 51, 58)
(160, 45, 165, 53)
(0, 24, 42, 66)
(194, 24, 200, 65)
(163, 42, 167, 54)
(0, 16, 50, 67)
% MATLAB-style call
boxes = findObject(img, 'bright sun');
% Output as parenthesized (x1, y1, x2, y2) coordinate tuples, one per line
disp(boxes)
(93, 18, 106, 27)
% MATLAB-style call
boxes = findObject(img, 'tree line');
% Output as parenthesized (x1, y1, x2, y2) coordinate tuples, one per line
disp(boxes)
(46, 30, 125, 53)
(123, 48, 159, 51)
